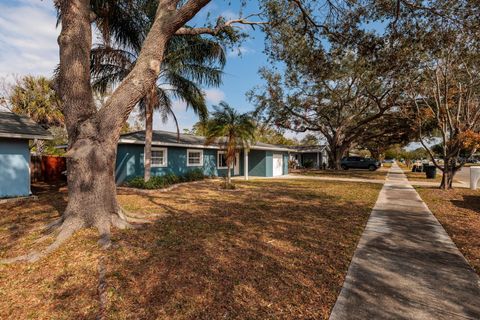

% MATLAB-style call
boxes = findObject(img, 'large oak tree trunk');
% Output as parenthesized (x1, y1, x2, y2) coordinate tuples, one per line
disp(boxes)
(55, 0, 171, 240)
(1, 0, 217, 263)
(328, 145, 347, 170)
(64, 138, 128, 238)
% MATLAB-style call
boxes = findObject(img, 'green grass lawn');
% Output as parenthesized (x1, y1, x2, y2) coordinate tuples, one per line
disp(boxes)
(0, 179, 382, 319)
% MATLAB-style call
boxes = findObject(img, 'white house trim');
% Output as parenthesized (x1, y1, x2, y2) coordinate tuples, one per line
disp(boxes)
(187, 149, 204, 167)
(150, 147, 168, 168)
(244, 149, 249, 180)
(0, 132, 52, 140)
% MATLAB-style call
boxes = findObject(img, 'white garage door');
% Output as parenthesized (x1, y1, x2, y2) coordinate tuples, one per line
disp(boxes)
(273, 153, 284, 176)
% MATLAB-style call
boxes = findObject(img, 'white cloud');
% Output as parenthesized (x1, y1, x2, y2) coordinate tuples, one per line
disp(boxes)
(0, 1, 59, 80)
(220, 10, 239, 21)
(203, 88, 225, 104)
(171, 99, 189, 112)
(227, 46, 255, 58)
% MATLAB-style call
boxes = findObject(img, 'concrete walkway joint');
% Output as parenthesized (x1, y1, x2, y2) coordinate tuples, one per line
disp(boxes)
(329, 163, 480, 320)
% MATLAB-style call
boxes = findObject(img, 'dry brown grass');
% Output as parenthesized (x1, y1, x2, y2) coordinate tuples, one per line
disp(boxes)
(294, 168, 388, 180)
(418, 187, 480, 274)
(398, 163, 444, 182)
(0, 179, 381, 320)
(403, 170, 443, 182)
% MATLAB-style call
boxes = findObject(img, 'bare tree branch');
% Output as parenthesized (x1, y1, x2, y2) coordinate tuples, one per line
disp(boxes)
(176, 14, 268, 36)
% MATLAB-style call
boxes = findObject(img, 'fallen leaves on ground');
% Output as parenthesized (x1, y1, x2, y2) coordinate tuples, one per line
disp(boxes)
(0, 179, 381, 320)
(418, 187, 480, 274)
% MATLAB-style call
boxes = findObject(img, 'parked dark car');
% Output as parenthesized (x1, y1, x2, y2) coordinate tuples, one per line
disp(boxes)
(341, 156, 381, 171)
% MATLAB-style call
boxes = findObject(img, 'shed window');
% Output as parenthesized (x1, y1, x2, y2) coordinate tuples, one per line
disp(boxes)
(151, 148, 167, 167)
(187, 149, 203, 166)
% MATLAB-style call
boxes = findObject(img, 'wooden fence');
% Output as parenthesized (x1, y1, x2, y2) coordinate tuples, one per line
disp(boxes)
(31, 155, 67, 183)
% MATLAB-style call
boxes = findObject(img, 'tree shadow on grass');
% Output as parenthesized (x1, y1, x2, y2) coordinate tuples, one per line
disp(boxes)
(103, 180, 380, 319)
(450, 195, 480, 215)
(0, 182, 67, 252)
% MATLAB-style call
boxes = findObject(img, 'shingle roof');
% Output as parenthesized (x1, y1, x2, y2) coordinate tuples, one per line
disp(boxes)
(119, 130, 293, 151)
(0, 112, 52, 140)
(290, 145, 327, 153)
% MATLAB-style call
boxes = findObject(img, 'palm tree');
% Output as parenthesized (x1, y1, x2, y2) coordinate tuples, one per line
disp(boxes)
(205, 102, 256, 188)
(9, 76, 63, 128)
(9, 76, 63, 154)
(90, 1, 225, 181)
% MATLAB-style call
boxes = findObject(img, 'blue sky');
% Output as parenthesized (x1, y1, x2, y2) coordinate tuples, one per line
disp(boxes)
(0, 0, 277, 135)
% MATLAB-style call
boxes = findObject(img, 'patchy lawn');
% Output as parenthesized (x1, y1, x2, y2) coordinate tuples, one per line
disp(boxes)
(418, 187, 480, 274)
(293, 168, 388, 180)
(398, 163, 444, 183)
(403, 170, 443, 182)
(0, 179, 381, 320)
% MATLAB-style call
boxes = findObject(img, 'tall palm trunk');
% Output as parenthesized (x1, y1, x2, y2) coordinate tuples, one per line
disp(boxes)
(226, 162, 232, 186)
(144, 87, 156, 181)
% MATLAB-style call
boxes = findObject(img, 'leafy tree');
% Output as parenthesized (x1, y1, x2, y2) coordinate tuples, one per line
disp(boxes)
(184, 121, 209, 136)
(91, 2, 226, 181)
(205, 102, 256, 188)
(358, 111, 419, 160)
(255, 126, 298, 146)
(251, 49, 406, 169)
(404, 9, 480, 189)
(251, 0, 427, 169)
(300, 134, 319, 146)
(8, 76, 64, 154)
(9, 76, 63, 128)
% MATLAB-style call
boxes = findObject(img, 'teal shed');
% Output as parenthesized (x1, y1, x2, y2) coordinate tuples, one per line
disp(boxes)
(0, 112, 52, 198)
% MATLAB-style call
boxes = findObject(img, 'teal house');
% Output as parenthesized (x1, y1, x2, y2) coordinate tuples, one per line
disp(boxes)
(0, 112, 52, 198)
(115, 131, 291, 184)
(290, 145, 328, 169)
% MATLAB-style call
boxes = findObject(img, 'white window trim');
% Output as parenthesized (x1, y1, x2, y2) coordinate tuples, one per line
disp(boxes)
(150, 147, 168, 168)
(217, 151, 228, 169)
(187, 149, 204, 167)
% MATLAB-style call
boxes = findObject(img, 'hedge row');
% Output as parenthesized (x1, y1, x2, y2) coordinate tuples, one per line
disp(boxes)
(126, 168, 206, 189)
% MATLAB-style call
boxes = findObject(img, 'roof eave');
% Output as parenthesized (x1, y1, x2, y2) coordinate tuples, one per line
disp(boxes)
(118, 138, 293, 152)
(0, 132, 53, 140)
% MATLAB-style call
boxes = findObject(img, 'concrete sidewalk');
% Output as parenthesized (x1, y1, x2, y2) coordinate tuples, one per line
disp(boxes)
(329, 163, 480, 320)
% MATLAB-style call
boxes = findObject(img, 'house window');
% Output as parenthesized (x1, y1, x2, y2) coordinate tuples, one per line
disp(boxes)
(151, 147, 167, 167)
(217, 151, 228, 169)
(187, 149, 203, 166)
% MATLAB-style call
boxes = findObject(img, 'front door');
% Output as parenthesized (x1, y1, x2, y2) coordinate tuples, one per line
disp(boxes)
(273, 153, 284, 176)
(234, 152, 240, 175)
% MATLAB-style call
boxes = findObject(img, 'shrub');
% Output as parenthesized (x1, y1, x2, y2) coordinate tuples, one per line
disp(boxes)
(126, 177, 146, 189)
(303, 159, 315, 169)
(184, 168, 205, 182)
(126, 169, 205, 190)
(288, 159, 297, 169)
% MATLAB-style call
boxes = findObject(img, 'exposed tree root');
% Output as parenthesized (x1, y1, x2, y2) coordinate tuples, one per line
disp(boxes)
(116, 206, 152, 225)
(1, 219, 83, 264)
(0, 206, 153, 265)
